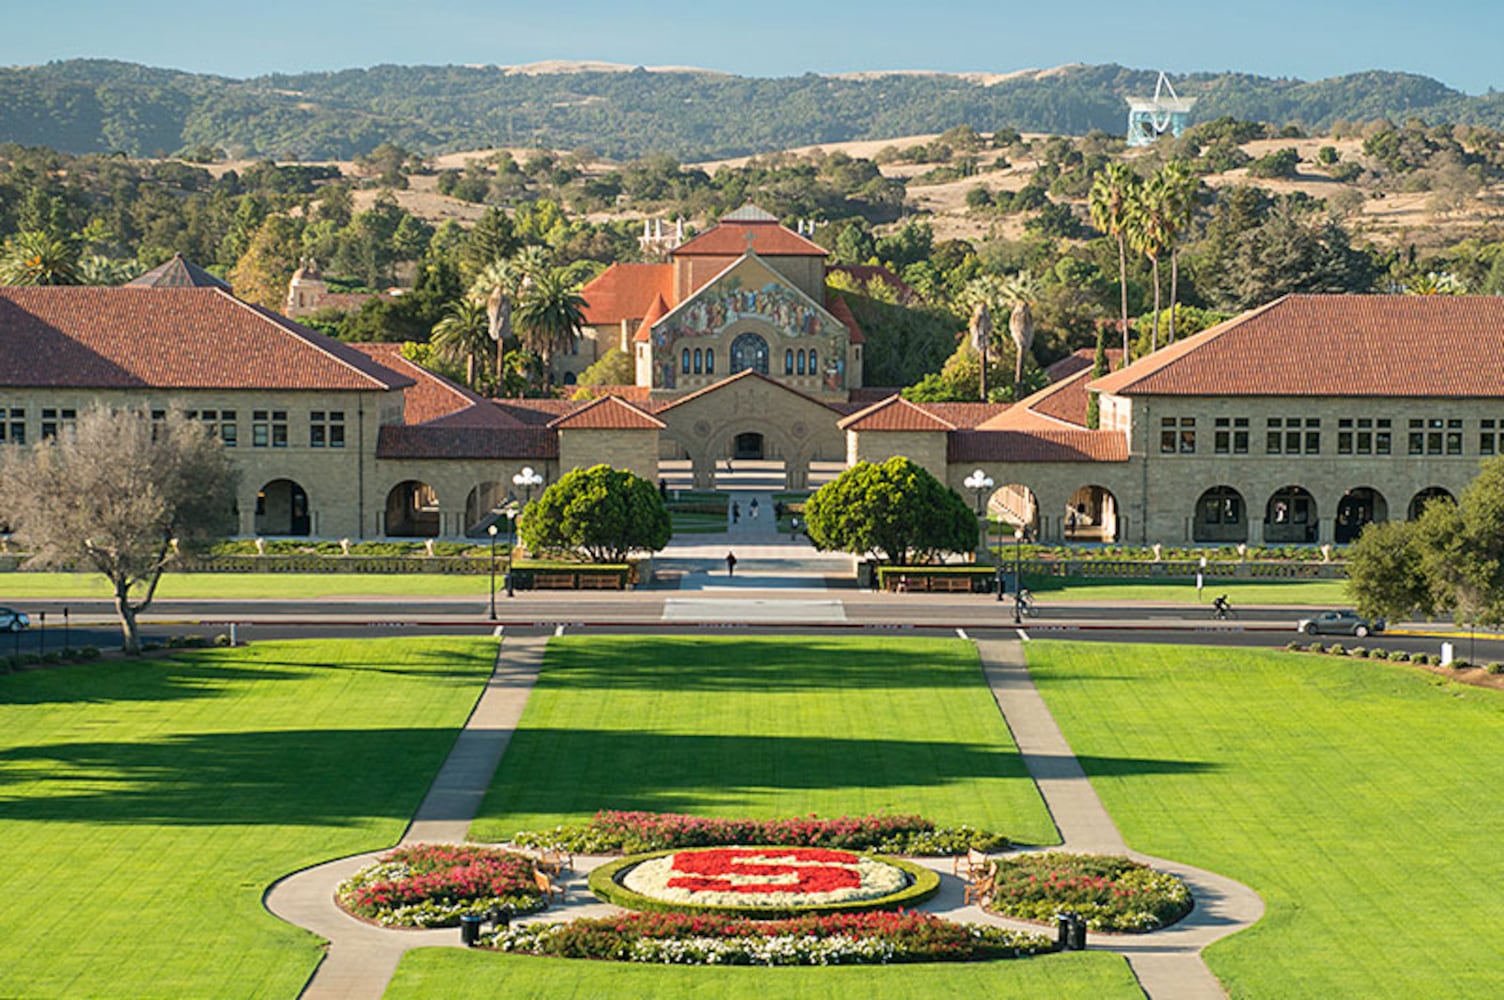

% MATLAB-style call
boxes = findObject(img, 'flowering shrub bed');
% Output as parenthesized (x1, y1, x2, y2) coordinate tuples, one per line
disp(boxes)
(335, 844, 545, 927)
(591, 847, 940, 918)
(484, 909, 1053, 964)
(513, 810, 1008, 856)
(987, 852, 1192, 932)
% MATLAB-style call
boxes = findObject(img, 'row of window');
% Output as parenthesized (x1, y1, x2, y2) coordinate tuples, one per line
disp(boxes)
(0, 407, 344, 449)
(679, 347, 823, 377)
(1165, 416, 1496, 458)
(681, 347, 716, 375)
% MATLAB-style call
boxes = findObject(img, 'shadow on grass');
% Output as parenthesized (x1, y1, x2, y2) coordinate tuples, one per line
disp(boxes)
(487, 729, 1217, 817)
(0, 726, 463, 825)
(539, 638, 983, 692)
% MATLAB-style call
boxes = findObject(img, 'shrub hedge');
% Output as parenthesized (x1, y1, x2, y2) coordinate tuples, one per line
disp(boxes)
(988, 852, 1192, 932)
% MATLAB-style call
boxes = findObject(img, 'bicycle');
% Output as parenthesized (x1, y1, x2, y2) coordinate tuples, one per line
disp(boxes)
(1211, 598, 1237, 621)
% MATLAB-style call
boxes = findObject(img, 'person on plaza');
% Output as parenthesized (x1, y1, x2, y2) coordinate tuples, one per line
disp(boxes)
(726, 551, 737, 576)
(731, 501, 740, 524)
(749, 497, 760, 519)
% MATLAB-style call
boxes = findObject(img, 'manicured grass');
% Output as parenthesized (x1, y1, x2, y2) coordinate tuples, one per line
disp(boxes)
(670, 511, 730, 533)
(0, 637, 496, 999)
(385, 949, 1142, 999)
(471, 636, 1058, 845)
(1027, 640, 1504, 999)
(1021, 575, 1350, 606)
(0, 570, 494, 599)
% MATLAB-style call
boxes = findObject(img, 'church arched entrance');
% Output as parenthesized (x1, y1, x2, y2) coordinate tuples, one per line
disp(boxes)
(734, 432, 765, 460)
(730, 333, 770, 374)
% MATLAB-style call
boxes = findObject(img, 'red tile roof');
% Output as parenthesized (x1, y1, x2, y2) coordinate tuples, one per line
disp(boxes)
(125, 253, 230, 290)
(377, 425, 558, 460)
(838, 395, 956, 432)
(581, 262, 674, 325)
(0, 287, 412, 391)
(491, 398, 582, 425)
(548, 395, 665, 430)
(914, 401, 1010, 428)
(672, 219, 827, 258)
(948, 429, 1129, 463)
(824, 292, 866, 345)
(348, 343, 523, 428)
(633, 292, 672, 344)
(574, 383, 653, 402)
(1044, 347, 1123, 384)
(1090, 295, 1504, 398)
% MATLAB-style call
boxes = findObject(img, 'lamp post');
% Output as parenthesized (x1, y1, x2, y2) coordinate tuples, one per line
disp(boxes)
(513, 465, 542, 506)
(1013, 525, 1025, 624)
(487, 523, 499, 620)
(505, 503, 518, 598)
(963, 469, 995, 567)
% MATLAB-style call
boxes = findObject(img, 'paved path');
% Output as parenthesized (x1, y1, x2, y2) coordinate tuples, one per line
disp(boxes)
(265, 630, 1264, 1000)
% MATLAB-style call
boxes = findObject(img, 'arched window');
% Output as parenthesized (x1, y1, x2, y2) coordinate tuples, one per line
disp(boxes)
(705, 348, 715, 373)
(681, 348, 690, 374)
(809, 348, 818, 374)
(784, 349, 794, 374)
(693, 348, 703, 374)
(796, 350, 806, 375)
(731, 333, 770, 375)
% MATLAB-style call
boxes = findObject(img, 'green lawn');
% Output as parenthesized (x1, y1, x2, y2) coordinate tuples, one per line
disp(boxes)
(0, 570, 495, 599)
(1028, 641, 1504, 999)
(385, 949, 1140, 999)
(670, 511, 730, 533)
(470, 636, 1059, 844)
(1022, 575, 1350, 606)
(0, 637, 496, 999)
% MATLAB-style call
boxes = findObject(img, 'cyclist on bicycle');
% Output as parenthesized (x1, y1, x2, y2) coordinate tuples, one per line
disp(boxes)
(1018, 588, 1034, 615)
(1212, 594, 1231, 619)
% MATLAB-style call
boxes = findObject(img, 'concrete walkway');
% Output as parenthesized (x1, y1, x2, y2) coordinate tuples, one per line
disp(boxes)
(976, 638, 1265, 999)
(264, 631, 1264, 1000)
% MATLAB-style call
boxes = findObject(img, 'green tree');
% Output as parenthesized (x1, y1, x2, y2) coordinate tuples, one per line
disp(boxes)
(430, 299, 494, 390)
(1128, 173, 1172, 353)
(517, 464, 670, 562)
(1158, 160, 1200, 344)
(0, 407, 236, 654)
(804, 456, 976, 564)
(515, 267, 586, 393)
(0, 230, 81, 285)
(1088, 162, 1139, 360)
(1345, 519, 1444, 623)
(576, 346, 635, 389)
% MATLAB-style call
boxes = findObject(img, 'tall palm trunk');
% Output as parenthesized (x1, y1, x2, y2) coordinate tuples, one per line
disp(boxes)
(1117, 235, 1129, 360)
(1149, 257, 1162, 354)
(1168, 248, 1179, 344)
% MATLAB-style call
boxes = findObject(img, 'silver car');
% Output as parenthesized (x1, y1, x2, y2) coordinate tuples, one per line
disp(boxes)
(1297, 609, 1384, 638)
(0, 606, 31, 632)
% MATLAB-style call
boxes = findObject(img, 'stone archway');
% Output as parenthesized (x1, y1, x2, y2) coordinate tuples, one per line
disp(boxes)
(385, 480, 440, 537)
(1193, 486, 1247, 543)
(989, 484, 1039, 536)
(463, 481, 508, 537)
(1265, 485, 1317, 544)
(1408, 486, 1455, 520)
(255, 479, 311, 536)
(1066, 485, 1119, 542)
(1335, 487, 1387, 544)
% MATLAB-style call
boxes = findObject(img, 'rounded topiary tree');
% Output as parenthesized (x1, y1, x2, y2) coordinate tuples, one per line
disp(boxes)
(517, 464, 670, 562)
(804, 456, 976, 564)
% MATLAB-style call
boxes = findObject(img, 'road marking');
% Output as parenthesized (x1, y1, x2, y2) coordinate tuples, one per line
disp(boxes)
(956, 628, 969, 640)
(492, 625, 504, 637)
(1016, 628, 1030, 641)
(554, 624, 566, 637)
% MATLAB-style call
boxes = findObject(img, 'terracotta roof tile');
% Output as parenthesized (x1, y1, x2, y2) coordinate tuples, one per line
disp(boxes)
(0, 287, 412, 391)
(838, 395, 956, 432)
(492, 399, 583, 425)
(548, 394, 665, 430)
(581, 262, 674, 325)
(824, 292, 865, 345)
(1044, 347, 1123, 383)
(348, 343, 522, 428)
(673, 220, 826, 257)
(125, 253, 230, 290)
(376, 425, 558, 460)
(914, 401, 1010, 428)
(632, 292, 672, 343)
(575, 383, 653, 402)
(1090, 295, 1504, 398)
(948, 429, 1129, 463)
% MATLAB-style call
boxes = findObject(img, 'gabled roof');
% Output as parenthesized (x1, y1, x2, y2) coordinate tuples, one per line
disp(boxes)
(125, 253, 231, 290)
(948, 428, 1129, 463)
(1044, 346, 1123, 384)
(656, 368, 843, 415)
(547, 394, 665, 430)
(824, 292, 865, 345)
(348, 343, 523, 428)
(672, 214, 826, 257)
(633, 292, 672, 343)
(837, 395, 956, 432)
(580, 262, 674, 325)
(913, 401, 1010, 428)
(1089, 295, 1504, 398)
(0, 287, 412, 391)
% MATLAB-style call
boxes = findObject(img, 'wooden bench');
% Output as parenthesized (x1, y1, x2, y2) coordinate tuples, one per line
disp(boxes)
(532, 573, 576, 590)
(577, 575, 622, 590)
(927, 576, 975, 593)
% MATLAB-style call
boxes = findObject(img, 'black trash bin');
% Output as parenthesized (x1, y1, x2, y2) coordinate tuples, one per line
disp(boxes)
(459, 913, 484, 947)
(1055, 911, 1087, 951)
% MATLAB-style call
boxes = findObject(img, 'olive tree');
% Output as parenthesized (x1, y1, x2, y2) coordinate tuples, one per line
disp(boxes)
(0, 406, 237, 653)
(804, 456, 976, 564)
(517, 464, 670, 562)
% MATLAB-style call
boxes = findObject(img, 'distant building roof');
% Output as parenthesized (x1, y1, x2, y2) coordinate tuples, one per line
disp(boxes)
(837, 395, 956, 432)
(672, 211, 826, 257)
(948, 428, 1128, 463)
(580, 262, 675, 326)
(376, 425, 558, 461)
(348, 343, 523, 428)
(0, 286, 412, 392)
(826, 263, 915, 301)
(125, 253, 231, 290)
(547, 394, 665, 430)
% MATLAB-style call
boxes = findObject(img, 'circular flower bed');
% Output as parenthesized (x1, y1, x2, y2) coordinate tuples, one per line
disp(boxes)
(336, 843, 546, 927)
(485, 909, 1053, 965)
(987, 852, 1193, 932)
(591, 846, 938, 918)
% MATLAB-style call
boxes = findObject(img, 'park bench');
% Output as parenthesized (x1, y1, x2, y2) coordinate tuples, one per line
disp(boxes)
(532, 573, 576, 590)
(577, 575, 622, 590)
(926, 576, 975, 593)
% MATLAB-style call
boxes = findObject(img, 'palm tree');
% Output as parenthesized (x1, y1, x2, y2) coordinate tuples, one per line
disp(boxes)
(431, 299, 493, 390)
(515, 268, 586, 394)
(1088, 163, 1140, 361)
(1158, 160, 1200, 344)
(0, 230, 81, 286)
(1128, 175, 1172, 355)
(468, 245, 553, 385)
(1002, 274, 1037, 401)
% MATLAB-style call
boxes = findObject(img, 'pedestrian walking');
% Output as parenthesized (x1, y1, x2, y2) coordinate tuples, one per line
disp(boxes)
(731, 501, 740, 524)
(749, 497, 760, 520)
(726, 551, 737, 577)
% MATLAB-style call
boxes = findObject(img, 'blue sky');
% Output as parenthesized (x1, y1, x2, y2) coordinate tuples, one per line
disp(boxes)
(4, 1, 1501, 94)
